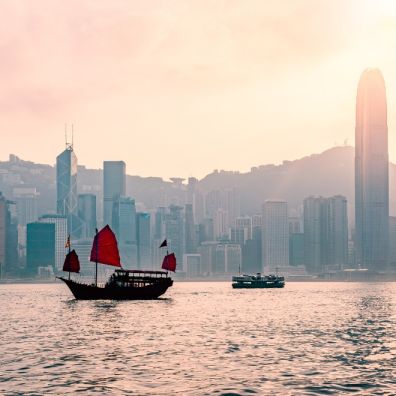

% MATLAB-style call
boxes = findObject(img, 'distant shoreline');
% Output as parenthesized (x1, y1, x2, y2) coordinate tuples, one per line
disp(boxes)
(1, 278, 396, 285)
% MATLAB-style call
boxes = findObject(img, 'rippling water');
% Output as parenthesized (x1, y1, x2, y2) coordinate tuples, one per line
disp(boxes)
(1, 281, 396, 395)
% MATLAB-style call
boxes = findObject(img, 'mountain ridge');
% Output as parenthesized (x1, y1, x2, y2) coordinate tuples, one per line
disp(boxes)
(1, 146, 396, 216)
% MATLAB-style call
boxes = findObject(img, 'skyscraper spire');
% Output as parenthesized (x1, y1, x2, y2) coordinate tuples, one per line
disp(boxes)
(355, 68, 389, 270)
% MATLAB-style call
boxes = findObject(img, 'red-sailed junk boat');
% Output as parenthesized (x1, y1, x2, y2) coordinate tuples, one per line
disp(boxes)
(58, 226, 175, 300)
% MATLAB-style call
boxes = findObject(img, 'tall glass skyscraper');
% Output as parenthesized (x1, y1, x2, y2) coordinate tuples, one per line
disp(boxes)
(103, 161, 126, 226)
(78, 194, 97, 238)
(355, 69, 389, 270)
(56, 145, 77, 236)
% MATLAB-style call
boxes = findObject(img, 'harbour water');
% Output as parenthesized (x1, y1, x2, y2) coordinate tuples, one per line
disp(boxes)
(1, 281, 396, 395)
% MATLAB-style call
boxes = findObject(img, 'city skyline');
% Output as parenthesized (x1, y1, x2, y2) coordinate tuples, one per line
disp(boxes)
(1, 1, 396, 178)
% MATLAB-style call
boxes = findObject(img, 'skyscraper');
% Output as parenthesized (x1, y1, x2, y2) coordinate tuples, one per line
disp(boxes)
(112, 196, 137, 267)
(56, 144, 78, 236)
(103, 161, 126, 226)
(303, 195, 348, 273)
(166, 205, 184, 270)
(0, 193, 18, 277)
(327, 195, 348, 270)
(26, 222, 55, 276)
(13, 187, 39, 226)
(39, 214, 68, 272)
(184, 204, 196, 254)
(78, 194, 97, 238)
(0, 194, 7, 278)
(136, 212, 151, 269)
(355, 69, 389, 270)
(262, 200, 289, 271)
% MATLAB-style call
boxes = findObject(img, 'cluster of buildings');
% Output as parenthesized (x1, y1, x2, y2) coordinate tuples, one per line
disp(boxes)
(0, 68, 393, 279)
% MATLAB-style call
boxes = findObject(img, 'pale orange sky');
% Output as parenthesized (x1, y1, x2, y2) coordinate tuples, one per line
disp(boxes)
(1, 0, 396, 179)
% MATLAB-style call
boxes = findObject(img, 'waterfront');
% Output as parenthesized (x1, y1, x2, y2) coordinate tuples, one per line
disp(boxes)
(1, 282, 396, 395)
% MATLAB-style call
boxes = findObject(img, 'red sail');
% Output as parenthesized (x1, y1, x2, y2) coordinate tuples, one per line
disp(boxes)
(63, 250, 80, 273)
(162, 253, 177, 272)
(90, 225, 121, 267)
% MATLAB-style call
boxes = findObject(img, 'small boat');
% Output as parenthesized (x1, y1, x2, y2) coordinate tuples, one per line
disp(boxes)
(58, 227, 175, 300)
(232, 273, 285, 289)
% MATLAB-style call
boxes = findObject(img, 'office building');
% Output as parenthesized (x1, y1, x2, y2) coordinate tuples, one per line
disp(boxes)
(112, 196, 137, 268)
(184, 254, 202, 277)
(184, 204, 196, 253)
(304, 196, 348, 273)
(262, 200, 289, 271)
(56, 144, 78, 236)
(213, 208, 228, 240)
(26, 222, 55, 276)
(214, 243, 242, 274)
(39, 214, 68, 272)
(165, 205, 184, 270)
(13, 187, 39, 226)
(78, 194, 97, 238)
(103, 161, 126, 226)
(197, 241, 217, 275)
(0, 194, 18, 277)
(355, 69, 389, 270)
(136, 212, 151, 269)
(389, 217, 396, 268)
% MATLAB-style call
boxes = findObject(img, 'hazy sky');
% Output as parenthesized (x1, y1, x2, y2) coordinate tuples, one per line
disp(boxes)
(1, 0, 396, 179)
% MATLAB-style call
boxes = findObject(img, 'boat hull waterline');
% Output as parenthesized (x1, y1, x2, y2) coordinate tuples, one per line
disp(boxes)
(58, 277, 173, 300)
(232, 281, 284, 289)
(232, 274, 285, 289)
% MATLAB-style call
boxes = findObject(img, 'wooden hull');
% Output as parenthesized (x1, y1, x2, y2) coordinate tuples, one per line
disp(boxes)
(58, 277, 173, 300)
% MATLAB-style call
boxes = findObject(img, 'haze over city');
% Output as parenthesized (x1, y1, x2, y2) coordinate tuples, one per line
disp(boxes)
(2, 0, 396, 178)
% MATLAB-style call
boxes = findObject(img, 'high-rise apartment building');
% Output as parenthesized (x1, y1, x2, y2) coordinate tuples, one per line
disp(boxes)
(355, 69, 389, 270)
(262, 200, 289, 271)
(103, 161, 126, 227)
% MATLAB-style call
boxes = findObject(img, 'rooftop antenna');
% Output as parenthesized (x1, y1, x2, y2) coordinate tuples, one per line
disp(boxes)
(64, 123, 73, 151)
(65, 123, 68, 148)
(71, 123, 74, 150)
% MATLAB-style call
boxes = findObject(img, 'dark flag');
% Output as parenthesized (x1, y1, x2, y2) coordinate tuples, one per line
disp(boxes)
(159, 239, 167, 248)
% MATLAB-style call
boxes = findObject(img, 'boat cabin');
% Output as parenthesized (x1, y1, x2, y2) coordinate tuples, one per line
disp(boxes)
(107, 269, 169, 288)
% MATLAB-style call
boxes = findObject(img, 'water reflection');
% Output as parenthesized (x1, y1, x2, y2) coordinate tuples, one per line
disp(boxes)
(330, 285, 396, 393)
(1, 282, 396, 395)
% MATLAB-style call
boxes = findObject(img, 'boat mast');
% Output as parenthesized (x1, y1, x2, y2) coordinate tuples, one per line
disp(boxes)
(68, 240, 71, 280)
(95, 228, 98, 286)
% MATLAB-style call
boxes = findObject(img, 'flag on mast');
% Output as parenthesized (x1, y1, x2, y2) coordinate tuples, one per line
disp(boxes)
(159, 239, 167, 248)
(65, 235, 71, 249)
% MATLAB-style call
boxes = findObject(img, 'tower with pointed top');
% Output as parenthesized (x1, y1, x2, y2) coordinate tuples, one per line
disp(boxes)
(355, 68, 389, 270)
(56, 140, 78, 237)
